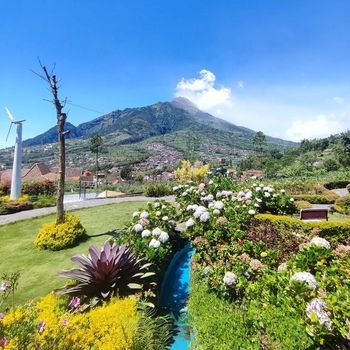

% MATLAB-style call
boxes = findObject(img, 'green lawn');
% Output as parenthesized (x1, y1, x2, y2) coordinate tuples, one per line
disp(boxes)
(0, 201, 147, 306)
(329, 212, 350, 222)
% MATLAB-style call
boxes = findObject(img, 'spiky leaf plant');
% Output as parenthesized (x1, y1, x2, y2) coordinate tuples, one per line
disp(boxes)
(58, 240, 155, 301)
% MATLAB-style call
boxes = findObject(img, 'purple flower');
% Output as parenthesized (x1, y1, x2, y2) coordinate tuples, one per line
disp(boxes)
(1, 337, 8, 348)
(38, 320, 46, 332)
(0, 282, 9, 291)
(0, 313, 4, 321)
(68, 296, 80, 308)
(62, 318, 69, 326)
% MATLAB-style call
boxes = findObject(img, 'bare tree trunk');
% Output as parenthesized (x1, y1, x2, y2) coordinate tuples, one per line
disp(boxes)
(40, 65, 68, 224)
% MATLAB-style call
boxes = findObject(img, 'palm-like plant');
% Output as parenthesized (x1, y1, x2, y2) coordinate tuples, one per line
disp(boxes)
(58, 241, 154, 301)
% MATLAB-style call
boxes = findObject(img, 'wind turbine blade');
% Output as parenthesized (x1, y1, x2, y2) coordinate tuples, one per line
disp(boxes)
(5, 107, 15, 122)
(5, 123, 13, 142)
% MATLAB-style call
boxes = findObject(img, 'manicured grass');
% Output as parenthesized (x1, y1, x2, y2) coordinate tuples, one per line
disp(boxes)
(0, 201, 147, 306)
(329, 212, 350, 222)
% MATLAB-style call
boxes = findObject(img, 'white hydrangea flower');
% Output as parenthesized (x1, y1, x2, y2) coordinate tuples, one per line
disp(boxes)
(208, 202, 214, 208)
(306, 298, 332, 330)
(291, 272, 318, 290)
(159, 231, 169, 243)
(193, 206, 207, 218)
(248, 209, 256, 215)
(141, 229, 151, 238)
(162, 216, 169, 221)
(133, 224, 143, 232)
(264, 192, 271, 198)
(290, 198, 295, 202)
(203, 266, 213, 275)
(310, 237, 331, 249)
(223, 272, 238, 286)
(173, 186, 179, 192)
(140, 211, 149, 219)
(200, 211, 210, 222)
(156, 211, 161, 216)
(153, 202, 161, 209)
(213, 209, 220, 215)
(257, 198, 262, 203)
(214, 201, 224, 210)
(132, 211, 140, 218)
(203, 194, 214, 202)
(238, 191, 245, 197)
(152, 227, 162, 237)
(280, 189, 286, 194)
(245, 191, 253, 199)
(208, 179, 213, 185)
(254, 203, 260, 208)
(255, 187, 261, 191)
(186, 218, 195, 228)
(260, 183, 265, 187)
(277, 263, 288, 273)
(149, 239, 161, 248)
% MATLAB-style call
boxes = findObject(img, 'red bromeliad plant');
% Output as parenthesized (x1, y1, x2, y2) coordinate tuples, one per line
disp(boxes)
(58, 241, 155, 303)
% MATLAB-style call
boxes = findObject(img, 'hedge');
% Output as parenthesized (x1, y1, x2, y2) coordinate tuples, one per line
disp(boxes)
(255, 213, 350, 243)
(335, 194, 350, 215)
(293, 192, 339, 204)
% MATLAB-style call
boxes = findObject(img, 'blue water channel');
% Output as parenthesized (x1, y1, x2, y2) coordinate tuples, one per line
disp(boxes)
(158, 243, 195, 350)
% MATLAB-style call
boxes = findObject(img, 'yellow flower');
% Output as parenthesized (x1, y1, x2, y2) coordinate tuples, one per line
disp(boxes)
(260, 251, 268, 257)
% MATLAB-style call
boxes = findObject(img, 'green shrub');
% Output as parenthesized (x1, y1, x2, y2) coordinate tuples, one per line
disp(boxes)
(144, 183, 172, 197)
(189, 274, 313, 350)
(22, 180, 56, 196)
(0, 200, 33, 215)
(255, 213, 350, 243)
(0, 182, 10, 195)
(34, 212, 86, 250)
(335, 194, 350, 215)
(296, 200, 312, 209)
(31, 195, 56, 208)
(293, 192, 339, 204)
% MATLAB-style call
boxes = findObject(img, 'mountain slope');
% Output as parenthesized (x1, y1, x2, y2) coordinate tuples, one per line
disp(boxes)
(23, 98, 296, 148)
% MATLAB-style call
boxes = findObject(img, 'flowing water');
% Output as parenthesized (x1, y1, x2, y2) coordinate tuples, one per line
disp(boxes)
(158, 243, 195, 350)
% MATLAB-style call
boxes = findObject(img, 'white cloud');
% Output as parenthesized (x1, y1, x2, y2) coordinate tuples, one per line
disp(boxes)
(174, 69, 348, 142)
(175, 69, 233, 117)
(286, 115, 344, 141)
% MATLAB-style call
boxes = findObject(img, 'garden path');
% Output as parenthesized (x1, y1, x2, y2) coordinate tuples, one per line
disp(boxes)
(0, 195, 175, 226)
(332, 188, 348, 197)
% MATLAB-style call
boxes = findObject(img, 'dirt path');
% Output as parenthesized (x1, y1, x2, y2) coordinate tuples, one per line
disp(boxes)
(0, 195, 175, 226)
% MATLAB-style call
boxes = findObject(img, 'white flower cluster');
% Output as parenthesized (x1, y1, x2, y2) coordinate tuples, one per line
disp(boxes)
(223, 271, 238, 286)
(310, 237, 331, 249)
(306, 298, 332, 330)
(216, 190, 233, 199)
(193, 206, 211, 222)
(147, 227, 170, 248)
(291, 272, 318, 290)
(208, 200, 225, 215)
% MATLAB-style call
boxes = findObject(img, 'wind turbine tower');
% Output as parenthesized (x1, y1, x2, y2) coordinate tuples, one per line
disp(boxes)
(5, 107, 26, 200)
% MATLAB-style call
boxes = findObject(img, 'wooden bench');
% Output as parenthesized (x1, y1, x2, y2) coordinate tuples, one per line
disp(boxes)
(300, 208, 328, 222)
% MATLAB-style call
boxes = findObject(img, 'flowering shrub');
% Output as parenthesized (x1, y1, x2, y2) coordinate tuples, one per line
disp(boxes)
(0, 294, 140, 349)
(34, 213, 86, 250)
(174, 160, 210, 182)
(22, 180, 56, 196)
(118, 200, 184, 282)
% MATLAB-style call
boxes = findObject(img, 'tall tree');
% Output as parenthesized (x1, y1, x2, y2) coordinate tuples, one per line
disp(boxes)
(36, 63, 68, 224)
(253, 131, 267, 153)
(89, 134, 103, 186)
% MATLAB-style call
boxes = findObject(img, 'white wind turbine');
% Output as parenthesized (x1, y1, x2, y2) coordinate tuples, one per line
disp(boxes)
(5, 107, 26, 200)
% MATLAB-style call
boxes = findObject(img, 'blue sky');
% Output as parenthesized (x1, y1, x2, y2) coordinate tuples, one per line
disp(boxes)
(1, 0, 349, 149)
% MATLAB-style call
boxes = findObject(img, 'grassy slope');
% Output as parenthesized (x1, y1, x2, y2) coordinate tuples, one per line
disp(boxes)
(0, 201, 147, 305)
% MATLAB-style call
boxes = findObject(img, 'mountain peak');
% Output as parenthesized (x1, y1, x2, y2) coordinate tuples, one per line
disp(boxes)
(171, 96, 199, 112)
